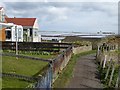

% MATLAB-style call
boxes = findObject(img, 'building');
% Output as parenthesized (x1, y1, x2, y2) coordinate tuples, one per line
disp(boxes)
(5, 18, 40, 42)
(0, 7, 6, 41)
(5, 24, 23, 42)
(0, 7, 5, 22)
(0, 23, 23, 42)
(0, 28, 6, 41)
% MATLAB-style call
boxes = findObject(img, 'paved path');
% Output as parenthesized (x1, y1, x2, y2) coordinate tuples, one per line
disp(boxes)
(67, 54, 103, 88)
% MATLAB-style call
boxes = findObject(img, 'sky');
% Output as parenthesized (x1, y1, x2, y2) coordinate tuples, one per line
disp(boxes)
(0, 0, 118, 34)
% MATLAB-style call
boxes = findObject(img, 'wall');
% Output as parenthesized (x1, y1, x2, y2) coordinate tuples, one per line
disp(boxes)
(5, 25, 23, 42)
(73, 45, 92, 55)
(0, 28, 6, 41)
(0, 8, 4, 22)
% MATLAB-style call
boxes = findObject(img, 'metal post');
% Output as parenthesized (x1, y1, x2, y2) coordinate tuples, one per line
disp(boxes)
(49, 61, 53, 88)
(15, 25, 18, 59)
(96, 45, 99, 59)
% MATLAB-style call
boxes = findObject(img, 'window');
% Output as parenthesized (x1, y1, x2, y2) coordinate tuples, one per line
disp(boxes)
(5, 30, 11, 39)
(34, 31, 38, 36)
(6, 27, 11, 29)
(18, 28, 22, 39)
(30, 28, 32, 36)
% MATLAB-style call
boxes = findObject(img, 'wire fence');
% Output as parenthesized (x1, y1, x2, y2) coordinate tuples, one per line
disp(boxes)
(2, 41, 73, 88)
(96, 43, 120, 88)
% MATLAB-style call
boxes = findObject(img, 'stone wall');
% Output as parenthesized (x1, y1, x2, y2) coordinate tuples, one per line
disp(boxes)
(73, 45, 92, 55)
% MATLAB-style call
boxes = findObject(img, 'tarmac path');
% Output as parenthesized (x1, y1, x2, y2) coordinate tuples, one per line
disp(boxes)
(67, 54, 103, 88)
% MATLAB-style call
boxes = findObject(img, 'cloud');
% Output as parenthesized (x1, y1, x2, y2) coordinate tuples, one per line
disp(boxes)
(0, 2, 118, 33)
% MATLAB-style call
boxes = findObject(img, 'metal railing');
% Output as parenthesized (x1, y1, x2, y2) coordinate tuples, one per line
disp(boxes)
(2, 41, 73, 88)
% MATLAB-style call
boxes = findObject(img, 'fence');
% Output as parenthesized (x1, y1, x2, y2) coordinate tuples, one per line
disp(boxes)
(32, 45, 72, 88)
(2, 41, 71, 52)
(96, 43, 120, 88)
(2, 73, 37, 82)
(2, 41, 73, 88)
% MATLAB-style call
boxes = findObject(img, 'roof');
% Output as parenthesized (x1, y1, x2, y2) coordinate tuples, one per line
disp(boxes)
(5, 18, 36, 26)
(0, 7, 3, 10)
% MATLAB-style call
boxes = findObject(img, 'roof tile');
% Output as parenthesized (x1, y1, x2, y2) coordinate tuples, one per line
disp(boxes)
(5, 18, 36, 26)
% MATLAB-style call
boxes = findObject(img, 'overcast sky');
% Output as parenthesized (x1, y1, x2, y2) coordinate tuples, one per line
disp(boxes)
(0, 1, 118, 33)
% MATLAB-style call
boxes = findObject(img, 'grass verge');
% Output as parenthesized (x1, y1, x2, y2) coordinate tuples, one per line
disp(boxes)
(2, 55, 49, 88)
(2, 56, 48, 76)
(2, 77, 33, 88)
(53, 50, 96, 88)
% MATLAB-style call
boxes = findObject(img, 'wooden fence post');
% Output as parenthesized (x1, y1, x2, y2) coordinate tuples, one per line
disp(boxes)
(97, 45, 100, 58)
(115, 66, 120, 88)
(108, 63, 115, 87)
(118, 67, 120, 88)
(100, 54, 103, 67)
(115, 76, 119, 88)
(103, 55, 107, 68)
(105, 59, 112, 80)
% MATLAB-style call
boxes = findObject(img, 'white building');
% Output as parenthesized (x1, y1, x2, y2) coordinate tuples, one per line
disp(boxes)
(5, 18, 41, 42)
(0, 23, 23, 42)
(0, 7, 5, 22)
(5, 24, 23, 42)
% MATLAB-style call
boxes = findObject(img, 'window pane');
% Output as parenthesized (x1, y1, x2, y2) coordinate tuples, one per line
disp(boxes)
(5, 31, 11, 39)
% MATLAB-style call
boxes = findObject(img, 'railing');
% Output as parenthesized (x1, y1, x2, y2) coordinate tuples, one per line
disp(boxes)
(33, 45, 73, 88)
(2, 73, 37, 82)
(2, 41, 71, 52)
(1, 41, 73, 88)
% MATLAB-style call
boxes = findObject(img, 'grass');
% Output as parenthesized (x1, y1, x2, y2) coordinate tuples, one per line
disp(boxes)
(2, 55, 49, 88)
(2, 56, 48, 76)
(20, 53, 56, 59)
(3, 50, 56, 59)
(97, 50, 119, 88)
(2, 77, 33, 88)
(0, 78, 1, 89)
(98, 64, 119, 88)
(2, 51, 57, 88)
(53, 50, 96, 88)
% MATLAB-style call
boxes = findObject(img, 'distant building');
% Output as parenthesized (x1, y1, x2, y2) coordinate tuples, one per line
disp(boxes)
(97, 31, 115, 35)
(5, 18, 41, 42)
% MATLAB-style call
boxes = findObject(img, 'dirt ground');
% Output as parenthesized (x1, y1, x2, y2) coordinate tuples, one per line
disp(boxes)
(66, 54, 103, 88)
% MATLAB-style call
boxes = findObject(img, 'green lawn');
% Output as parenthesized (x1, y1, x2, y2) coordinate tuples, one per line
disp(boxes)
(2, 55, 49, 88)
(2, 77, 33, 88)
(0, 78, 1, 89)
(2, 56, 48, 76)
(20, 53, 56, 59)
(3, 50, 56, 59)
